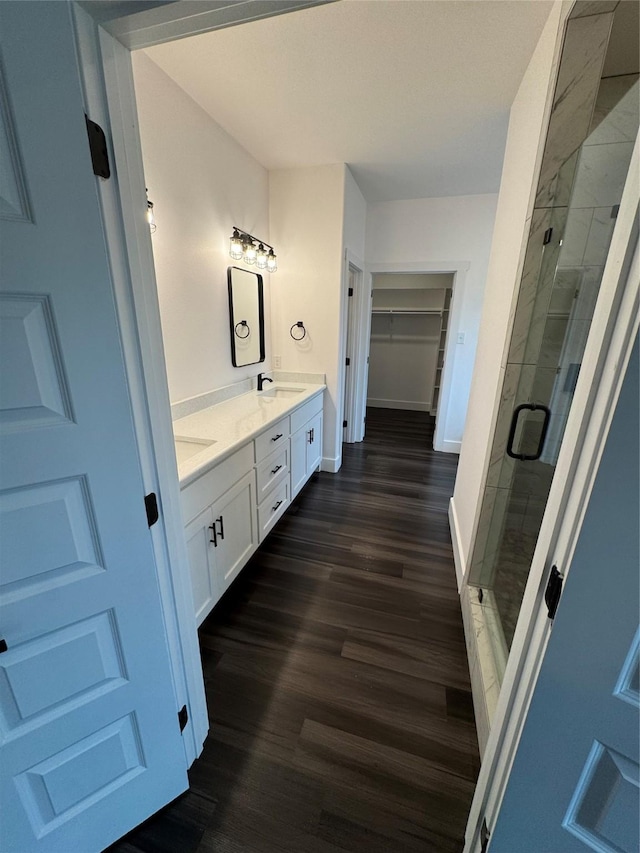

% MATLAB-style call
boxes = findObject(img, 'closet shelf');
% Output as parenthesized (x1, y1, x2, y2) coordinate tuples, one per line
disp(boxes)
(371, 308, 443, 315)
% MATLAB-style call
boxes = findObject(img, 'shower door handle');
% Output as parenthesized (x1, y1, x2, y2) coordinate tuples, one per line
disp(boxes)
(506, 403, 551, 461)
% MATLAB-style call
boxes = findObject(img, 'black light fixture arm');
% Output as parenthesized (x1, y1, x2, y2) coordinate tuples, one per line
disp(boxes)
(232, 227, 275, 253)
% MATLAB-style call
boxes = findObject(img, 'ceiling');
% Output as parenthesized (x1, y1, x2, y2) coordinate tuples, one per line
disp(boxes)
(144, 0, 554, 203)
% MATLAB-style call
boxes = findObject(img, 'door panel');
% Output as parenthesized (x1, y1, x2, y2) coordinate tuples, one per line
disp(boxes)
(0, 3, 187, 850)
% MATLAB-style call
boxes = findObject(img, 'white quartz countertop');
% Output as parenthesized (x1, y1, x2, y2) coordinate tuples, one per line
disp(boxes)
(173, 382, 325, 487)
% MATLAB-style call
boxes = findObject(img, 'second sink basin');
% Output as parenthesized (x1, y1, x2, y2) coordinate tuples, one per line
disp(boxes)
(174, 436, 216, 464)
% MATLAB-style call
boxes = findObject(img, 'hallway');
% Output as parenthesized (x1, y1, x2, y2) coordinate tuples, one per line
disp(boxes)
(110, 409, 478, 853)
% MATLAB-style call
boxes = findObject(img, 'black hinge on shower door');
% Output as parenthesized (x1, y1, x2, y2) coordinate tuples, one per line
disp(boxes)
(543, 227, 553, 245)
(145, 492, 159, 527)
(348, 287, 354, 296)
(85, 116, 110, 179)
(346, 357, 350, 366)
(343, 420, 348, 428)
(545, 565, 563, 620)
(178, 705, 188, 732)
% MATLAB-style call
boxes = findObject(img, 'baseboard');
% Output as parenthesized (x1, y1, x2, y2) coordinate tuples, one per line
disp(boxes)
(321, 454, 341, 473)
(448, 498, 466, 591)
(436, 437, 461, 454)
(367, 398, 431, 412)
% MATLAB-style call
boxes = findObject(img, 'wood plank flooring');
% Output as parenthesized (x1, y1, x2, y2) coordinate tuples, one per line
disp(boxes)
(108, 408, 478, 853)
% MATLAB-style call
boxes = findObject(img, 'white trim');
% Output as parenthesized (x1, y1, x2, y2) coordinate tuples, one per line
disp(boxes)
(342, 249, 367, 443)
(73, 4, 208, 765)
(321, 454, 341, 474)
(464, 132, 640, 852)
(440, 438, 461, 454)
(448, 497, 465, 591)
(364, 260, 469, 452)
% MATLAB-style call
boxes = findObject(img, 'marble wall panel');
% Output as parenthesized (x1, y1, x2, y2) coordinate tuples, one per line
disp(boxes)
(589, 76, 639, 144)
(536, 13, 613, 209)
(569, 1, 618, 19)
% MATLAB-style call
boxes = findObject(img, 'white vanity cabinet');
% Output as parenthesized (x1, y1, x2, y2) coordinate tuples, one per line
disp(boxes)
(254, 418, 291, 542)
(181, 445, 257, 626)
(290, 395, 324, 498)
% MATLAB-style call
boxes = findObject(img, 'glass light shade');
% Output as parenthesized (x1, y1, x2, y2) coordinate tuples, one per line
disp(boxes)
(244, 240, 257, 265)
(229, 230, 243, 260)
(146, 201, 156, 233)
(266, 249, 277, 272)
(255, 243, 267, 269)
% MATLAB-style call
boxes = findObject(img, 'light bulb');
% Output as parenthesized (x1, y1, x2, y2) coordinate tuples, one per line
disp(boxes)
(229, 229, 243, 260)
(256, 243, 267, 269)
(266, 249, 277, 273)
(244, 240, 257, 265)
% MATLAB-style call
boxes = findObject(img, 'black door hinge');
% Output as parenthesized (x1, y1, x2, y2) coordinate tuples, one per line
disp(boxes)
(543, 227, 553, 245)
(545, 565, 563, 620)
(343, 420, 347, 428)
(348, 287, 354, 297)
(145, 492, 159, 527)
(346, 357, 350, 366)
(178, 704, 188, 732)
(480, 818, 490, 853)
(85, 116, 110, 179)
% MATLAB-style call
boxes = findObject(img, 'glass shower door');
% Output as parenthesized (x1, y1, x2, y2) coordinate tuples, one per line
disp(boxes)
(468, 74, 639, 652)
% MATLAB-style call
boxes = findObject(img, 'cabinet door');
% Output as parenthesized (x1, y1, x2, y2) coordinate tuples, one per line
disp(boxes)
(211, 470, 257, 595)
(184, 506, 217, 626)
(290, 423, 308, 498)
(306, 412, 323, 475)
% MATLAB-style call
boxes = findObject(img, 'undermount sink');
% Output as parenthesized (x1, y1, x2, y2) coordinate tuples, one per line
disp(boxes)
(259, 387, 304, 399)
(174, 436, 216, 464)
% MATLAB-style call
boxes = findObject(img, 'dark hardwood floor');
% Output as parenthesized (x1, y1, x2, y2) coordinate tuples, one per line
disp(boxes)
(109, 408, 479, 853)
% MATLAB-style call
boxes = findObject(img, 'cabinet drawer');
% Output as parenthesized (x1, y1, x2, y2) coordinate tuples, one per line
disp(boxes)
(255, 416, 290, 461)
(290, 393, 323, 433)
(257, 479, 289, 542)
(256, 442, 289, 502)
(180, 442, 253, 525)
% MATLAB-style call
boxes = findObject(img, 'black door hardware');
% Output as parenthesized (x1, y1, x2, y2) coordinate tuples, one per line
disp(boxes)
(545, 565, 563, 620)
(85, 116, 110, 179)
(271, 464, 282, 475)
(543, 227, 553, 245)
(209, 522, 217, 547)
(506, 403, 551, 461)
(0, 639, 7, 654)
(480, 819, 490, 853)
(178, 705, 188, 732)
(272, 433, 283, 442)
(272, 500, 283, 512)
(145, 492, 159, 527)
(346, 357, 350, 366)
(216, 515, 224, 541)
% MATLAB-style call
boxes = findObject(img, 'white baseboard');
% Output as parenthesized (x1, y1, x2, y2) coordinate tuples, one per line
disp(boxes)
(436, 437, 461, 454)
(367, 398, 431, 412)
(448, 497, 466, 591)
(321, 454, 341, 473)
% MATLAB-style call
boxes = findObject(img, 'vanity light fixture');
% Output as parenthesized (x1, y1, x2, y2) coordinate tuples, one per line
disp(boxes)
(229, 227, 277, 272)
(146, 188, 156, 233)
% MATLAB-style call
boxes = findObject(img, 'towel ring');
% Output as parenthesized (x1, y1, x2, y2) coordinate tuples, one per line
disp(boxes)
(290, 321, 306, 341)
(235, 320, 250, 339)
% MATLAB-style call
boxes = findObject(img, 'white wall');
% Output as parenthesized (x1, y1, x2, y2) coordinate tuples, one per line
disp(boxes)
(132, 52, 271, 404)
(450, 2, 565, 575)
(365, 193, 498, 450)
(269, 164, 347, 471)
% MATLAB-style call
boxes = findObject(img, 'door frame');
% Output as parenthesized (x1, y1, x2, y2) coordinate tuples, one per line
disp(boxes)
(363, 260, 468, 452)
(341, 250, 366, 443)
(464, 136, 639, 851)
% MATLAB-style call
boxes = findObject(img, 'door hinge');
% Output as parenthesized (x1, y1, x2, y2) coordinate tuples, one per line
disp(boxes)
(348, 287, 354, 297)
(85, 115, 110, 179)
(145, 492, 159, 527)
(480, 818, 490, 853)
(343, 420, 347, 428)
(345, 357, 350, 366)
(543, 227, 553, 245)
(545, 565, 563, 620)
(178, 704, 188, 732)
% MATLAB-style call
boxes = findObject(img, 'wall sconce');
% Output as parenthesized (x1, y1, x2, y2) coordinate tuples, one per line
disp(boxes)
(146, 188, 156, 233)
(229, 227, 277, 272)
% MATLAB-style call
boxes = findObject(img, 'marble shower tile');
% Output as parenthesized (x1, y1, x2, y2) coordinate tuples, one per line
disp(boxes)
(536, 12, 613, 209)
(583, 207, 617, 266)
(561, 207, 594, 266)
(588, 76, 639, 145)
(571, 140, 636, 209)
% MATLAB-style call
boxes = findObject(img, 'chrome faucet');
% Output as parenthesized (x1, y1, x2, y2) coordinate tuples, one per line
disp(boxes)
(257, 372, 273, 391)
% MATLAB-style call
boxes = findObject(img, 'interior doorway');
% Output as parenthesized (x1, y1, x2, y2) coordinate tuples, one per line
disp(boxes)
(367, 272, 454, 422)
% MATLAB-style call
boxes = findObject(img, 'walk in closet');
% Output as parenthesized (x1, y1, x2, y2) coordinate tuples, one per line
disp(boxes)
(367, 274, 453, 413)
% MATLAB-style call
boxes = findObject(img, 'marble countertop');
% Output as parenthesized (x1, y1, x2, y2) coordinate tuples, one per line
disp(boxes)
(173, 381, 326, 487)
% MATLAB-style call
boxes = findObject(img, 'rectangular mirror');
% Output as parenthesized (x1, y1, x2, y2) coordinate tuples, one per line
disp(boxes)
(227, 266, 265, 367)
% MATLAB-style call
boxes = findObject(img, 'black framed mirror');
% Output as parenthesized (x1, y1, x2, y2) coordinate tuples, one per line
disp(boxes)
(227, 266, 266, 367)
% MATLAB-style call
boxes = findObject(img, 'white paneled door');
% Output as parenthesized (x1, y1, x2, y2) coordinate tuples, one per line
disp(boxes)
(0, 3, 188, 851)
